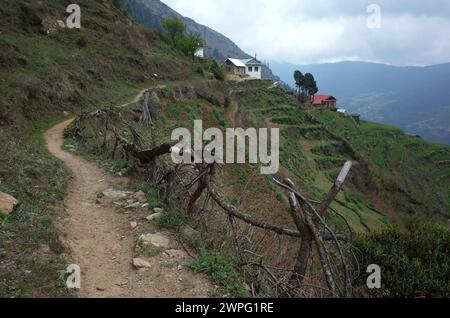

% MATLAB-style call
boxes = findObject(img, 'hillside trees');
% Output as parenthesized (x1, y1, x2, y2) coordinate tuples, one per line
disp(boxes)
(304, 73, 318, 99)
(178, 33, 203, 58)
(162, 17, 203, 59)
(161, 17, 185, 47)
(294, 70, 318, 103)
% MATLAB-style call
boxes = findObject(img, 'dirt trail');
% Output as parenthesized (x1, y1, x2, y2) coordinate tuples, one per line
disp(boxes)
(44, 97, 212, 298)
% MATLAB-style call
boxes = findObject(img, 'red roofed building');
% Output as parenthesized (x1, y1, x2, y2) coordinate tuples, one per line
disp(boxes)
(312, 94, 337, 108)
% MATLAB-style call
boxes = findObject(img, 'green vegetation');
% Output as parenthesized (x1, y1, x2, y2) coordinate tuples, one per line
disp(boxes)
(293, 70, 318, 102)
(155, 207, 191, 230)
(0, 126, 70, 297)
(210, 60, 226, 81)
(162, 17, 203, 59)
(190, 250, 248, 297)
(0, 0, 198, 297)
(356, 220, 450, 297)
(314, 155, 347, 169)
(2, 0, 449, 299)
(135, 242, 163, 258)
(131, 183, 163, 209)
(312, 109, 450, 216)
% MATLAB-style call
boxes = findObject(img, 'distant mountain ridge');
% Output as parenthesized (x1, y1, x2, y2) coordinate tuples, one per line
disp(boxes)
(123, 0, 283, 84)
(270, 60, 450, 145)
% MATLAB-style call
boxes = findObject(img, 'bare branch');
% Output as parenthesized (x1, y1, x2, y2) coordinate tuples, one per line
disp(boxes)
(204, 172, 302, 238)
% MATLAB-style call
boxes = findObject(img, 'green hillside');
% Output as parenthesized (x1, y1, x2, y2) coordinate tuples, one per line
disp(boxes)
(66, 78, 450, 296)
(0, 0, 449, 298)
(0, 0, 198, 297)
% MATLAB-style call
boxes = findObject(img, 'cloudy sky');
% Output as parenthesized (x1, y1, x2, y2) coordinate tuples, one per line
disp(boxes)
(161, 0, 450, 66)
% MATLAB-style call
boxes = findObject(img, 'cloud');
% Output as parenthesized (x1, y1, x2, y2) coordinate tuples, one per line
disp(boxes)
(161, 0, 450, 66)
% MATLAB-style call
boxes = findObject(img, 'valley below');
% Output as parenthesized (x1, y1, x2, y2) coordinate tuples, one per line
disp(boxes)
(270, 60, 450, 145)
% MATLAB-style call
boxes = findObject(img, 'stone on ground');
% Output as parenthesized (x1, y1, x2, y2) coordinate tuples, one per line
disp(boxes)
(146, 213, 161, 222)
(181, 225, 200, 241)
(133, 191, 147, 203)
(125, 202, 141, 209)
(153, 207, 164, 214)
(132, 257, 152, 269)
(101, 189, 133, 201)
(139, 233, 171, 249)
(0, 192, 18, 215)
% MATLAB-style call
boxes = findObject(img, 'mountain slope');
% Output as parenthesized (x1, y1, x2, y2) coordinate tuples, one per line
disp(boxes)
(0, 0, 199, 297)
(123, 0, 248, 60)
(122, 0, 283, 83)
(69, 78, 450, 295)
(270, 61, 450, 145)
(1, 0, 449, 299)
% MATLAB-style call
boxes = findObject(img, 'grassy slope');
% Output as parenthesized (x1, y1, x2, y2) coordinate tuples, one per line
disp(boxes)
(231, 83, 449, 231)
(134, 78, 450, 233)
(0, 0, 197, 297)
(1, 0, 449, 297)
(312, 110, 450, 217)
(69, 76, 449, 285)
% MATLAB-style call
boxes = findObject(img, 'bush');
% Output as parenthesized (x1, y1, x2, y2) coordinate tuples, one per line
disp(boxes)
(130, 182, 162, 208)
(76, 36, 88, 48)
(155, 207, 190, 230)
(210, 61, 225, 81)
(189, 250, 247, 296)
(162, 18, 203, 59)
(355, 220, 450, 297)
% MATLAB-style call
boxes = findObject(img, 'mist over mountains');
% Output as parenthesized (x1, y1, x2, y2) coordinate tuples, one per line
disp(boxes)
(270, 61, 450, 145)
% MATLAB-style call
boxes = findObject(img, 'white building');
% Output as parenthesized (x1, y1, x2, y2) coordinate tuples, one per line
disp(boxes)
(241, 57, 262, 79)
(224, 57, 263, 79)
(195, 47, 205, 58)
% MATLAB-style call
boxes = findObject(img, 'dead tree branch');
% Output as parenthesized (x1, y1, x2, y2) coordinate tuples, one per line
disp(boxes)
(273, 161, 354, 297)
(203, 169, 303, 238)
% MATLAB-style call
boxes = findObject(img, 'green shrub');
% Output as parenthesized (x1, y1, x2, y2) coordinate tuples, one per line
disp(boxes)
(210, 60, 225, 81)
(162, 17, 203, 59)
(155, 207, 190, 230)
(213, 108, 227, 127)
(76, 35, 88, 48)
(355, 220, 450, 297)
(189, 250, 247, 297)
(314, 155, 346, 169)
(311, 143, 337, 156)
(130, 182, 162, 208)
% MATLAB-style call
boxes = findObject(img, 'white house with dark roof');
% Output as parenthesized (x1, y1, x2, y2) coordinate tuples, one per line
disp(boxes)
(224, 57, 263, 79)
(241, 57, 262, 79)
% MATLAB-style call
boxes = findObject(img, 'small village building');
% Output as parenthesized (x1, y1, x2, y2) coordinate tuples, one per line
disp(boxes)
(224, 58, 246, 76)
(312, 94, 338, 108)
(224, 57, 263, 79)
(241, 57, 262, 79)
(194, 47, 205, 58)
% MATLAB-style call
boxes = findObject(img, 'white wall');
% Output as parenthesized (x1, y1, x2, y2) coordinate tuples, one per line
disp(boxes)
(195, 48, 204, 58)
(246, 65, 262, 79)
